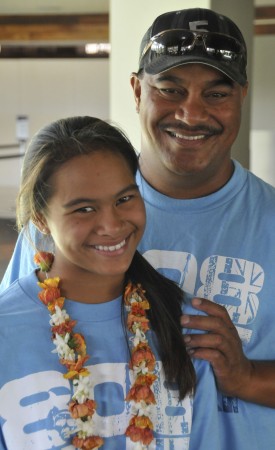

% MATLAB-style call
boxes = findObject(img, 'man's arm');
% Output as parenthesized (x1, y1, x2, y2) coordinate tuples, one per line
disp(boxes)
(181, 298, 275, 408)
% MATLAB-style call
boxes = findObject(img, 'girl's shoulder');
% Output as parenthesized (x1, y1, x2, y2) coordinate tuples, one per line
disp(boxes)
(0, 271, 39, 314)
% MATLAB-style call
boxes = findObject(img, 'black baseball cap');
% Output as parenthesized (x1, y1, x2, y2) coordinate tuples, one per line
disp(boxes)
(138, 8, 247, 86)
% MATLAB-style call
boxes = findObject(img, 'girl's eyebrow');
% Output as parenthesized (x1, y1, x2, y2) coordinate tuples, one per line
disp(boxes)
(62, 183, 139, 208)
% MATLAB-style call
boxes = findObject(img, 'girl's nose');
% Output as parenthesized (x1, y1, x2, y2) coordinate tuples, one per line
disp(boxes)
(94, 208, 124, 236)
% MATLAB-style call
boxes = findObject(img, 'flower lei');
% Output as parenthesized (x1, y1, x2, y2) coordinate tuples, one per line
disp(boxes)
(34, 251, 156, 450)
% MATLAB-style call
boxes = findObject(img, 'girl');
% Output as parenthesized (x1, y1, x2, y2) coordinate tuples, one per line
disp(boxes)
(0, 116, 220, 449)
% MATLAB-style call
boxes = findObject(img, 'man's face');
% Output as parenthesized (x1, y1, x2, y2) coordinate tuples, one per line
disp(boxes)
(131, 63, 248, 198)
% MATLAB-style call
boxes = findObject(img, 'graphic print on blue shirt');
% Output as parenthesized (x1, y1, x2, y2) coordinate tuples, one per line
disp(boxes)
(0, 362, 193, 449)
(143, 249, 263, 346)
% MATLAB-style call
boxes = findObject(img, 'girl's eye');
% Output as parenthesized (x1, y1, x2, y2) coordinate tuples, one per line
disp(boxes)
(116, 195, 132, 205)
(75, 206, 95, 213)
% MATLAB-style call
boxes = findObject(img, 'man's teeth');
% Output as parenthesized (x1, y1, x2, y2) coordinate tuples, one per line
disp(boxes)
(95, 240, 126, 252)
(171, 132, 205, 140)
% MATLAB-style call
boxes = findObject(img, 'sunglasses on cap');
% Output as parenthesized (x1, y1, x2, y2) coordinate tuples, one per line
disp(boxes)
(141, 29, 245, 63)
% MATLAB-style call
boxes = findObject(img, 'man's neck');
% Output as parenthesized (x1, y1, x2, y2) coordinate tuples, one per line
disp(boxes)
(139, 156, 234, 200)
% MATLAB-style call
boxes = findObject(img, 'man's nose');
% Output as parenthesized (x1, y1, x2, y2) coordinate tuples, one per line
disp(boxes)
(175, 95, 208, 126)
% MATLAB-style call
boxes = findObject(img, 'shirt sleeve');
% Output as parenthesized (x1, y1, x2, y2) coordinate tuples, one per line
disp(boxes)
(0, 223, 40, 293)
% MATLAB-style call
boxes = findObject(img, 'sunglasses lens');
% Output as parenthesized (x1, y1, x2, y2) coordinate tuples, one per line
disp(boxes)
(205, 34, 242, 60)
(151, 30, 194, 56)
(145, 30, 244, 63)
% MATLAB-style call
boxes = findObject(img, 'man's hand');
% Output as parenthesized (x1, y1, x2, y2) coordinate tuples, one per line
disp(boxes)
(181, 297, 275, 407)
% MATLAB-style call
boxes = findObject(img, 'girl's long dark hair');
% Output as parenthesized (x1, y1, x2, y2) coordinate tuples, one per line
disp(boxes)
(127, 252, 196, 400)
(17, 115, 196, 400)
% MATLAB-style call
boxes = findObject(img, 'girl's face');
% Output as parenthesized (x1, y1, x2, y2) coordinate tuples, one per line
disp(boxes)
(40, 150, 145, 287)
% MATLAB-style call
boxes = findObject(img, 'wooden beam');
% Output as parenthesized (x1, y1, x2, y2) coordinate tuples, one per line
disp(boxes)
(255, 24, 275, 35)
(255, 6, 275, 35)
(0, 14, 109, 42)
(0, 7, 274, 44)
(255, 6, 275, 20)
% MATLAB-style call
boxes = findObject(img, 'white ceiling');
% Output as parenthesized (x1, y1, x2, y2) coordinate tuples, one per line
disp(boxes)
(0, 0, 109, 15)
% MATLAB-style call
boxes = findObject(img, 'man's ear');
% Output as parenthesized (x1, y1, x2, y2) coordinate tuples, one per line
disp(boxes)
(241, 81, 249, 104)
(130, 72, 142, 113)
(32, 214, 50, 235)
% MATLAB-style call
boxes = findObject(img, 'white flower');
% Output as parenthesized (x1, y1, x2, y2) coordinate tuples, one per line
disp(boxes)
(52, 333, 75, 360)
(131, 328, 147, 347)
(73, 375, 93, 404)
(132, 361, 148, 376)
(131, 401, 152, 417)
(50, 305, 69, 326)
(74, 416, 95, 437)
(129, 294, 141, 305)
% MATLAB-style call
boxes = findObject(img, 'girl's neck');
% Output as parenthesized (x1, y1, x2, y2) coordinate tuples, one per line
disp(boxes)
(37, 266, 125, 304)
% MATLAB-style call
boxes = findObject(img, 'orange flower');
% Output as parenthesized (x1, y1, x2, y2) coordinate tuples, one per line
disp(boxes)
(127, 313, 150, 333)
(124, 281, 135, 300)
(38, 277, 60, 289)
(61, 354, 90, 379)
(131, 303, 146, 316)
(126, 384, 156, 404)
(130, 343, 156, 371)
(72, 435, 104, 449)
(70, 333, 87, 357)
(134, 373, 157, 386)
(64, 367, 90, 379)
(69, 399, 97, 419)
(52, 319, 77, 337)
(125, 416, 154, 445)
(129, 415, 153, 429)
(38, 287, 61, 305)
(124, 283, 150, 310)
(47, 297, 65, 314)
(34, 252, 54, 272)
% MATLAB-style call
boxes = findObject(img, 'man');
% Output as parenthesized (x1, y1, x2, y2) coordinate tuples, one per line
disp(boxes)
(1, 7, 275, 449)
(131, 7, 275, 450)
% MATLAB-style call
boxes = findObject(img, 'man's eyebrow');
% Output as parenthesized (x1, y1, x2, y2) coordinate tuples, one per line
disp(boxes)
(205, 78, 235, 88)
(154, 74, 183, 84)
(62, 183, 139, 208)
(154, 74, 235, 88)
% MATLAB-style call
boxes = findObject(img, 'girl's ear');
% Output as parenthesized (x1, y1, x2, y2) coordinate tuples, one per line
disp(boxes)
(32, 214, 50, 235)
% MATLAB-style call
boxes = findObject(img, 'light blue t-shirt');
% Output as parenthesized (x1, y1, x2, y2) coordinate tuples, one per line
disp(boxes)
(0, 271, 220, 450)
(1, 160, 275, 449)
(137, 160, 275, 450)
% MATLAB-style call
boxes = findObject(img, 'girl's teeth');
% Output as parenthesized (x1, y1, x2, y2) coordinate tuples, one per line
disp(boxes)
(95, 240, 126, 252)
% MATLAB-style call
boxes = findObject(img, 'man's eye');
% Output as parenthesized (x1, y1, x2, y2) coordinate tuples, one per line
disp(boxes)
(158, 87, 185, 100)
(206, 91, 228, 99)
(160, 88, 181, 95)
